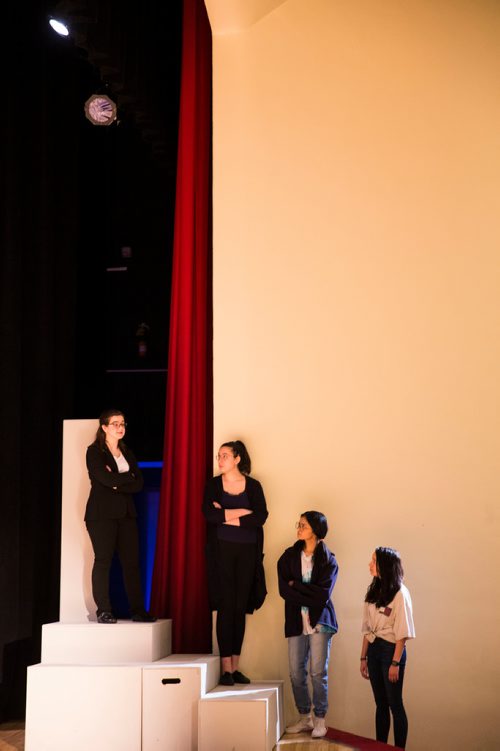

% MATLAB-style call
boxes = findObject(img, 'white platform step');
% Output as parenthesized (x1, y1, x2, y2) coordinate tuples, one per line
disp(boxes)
(41, 619, 172, 664)
(151, 654, 220, 694)
(26, 655, 219, 751)
(198, 681, 284, 751)
(25, 663, 142, 751)
(143, 655, 220, 750)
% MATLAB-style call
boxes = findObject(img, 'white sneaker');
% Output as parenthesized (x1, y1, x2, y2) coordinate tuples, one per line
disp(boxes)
(311, 716, 327, 738)
(285, 713, 313, 733)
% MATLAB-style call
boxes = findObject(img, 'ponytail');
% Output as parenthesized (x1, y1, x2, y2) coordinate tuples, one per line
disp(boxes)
(221, 440, 252, 475)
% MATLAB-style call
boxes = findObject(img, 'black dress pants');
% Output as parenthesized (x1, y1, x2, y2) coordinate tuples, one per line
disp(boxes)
(86, 516, 144, 616)
(216, 540, 256, 657)
(367, 637, 408, 749)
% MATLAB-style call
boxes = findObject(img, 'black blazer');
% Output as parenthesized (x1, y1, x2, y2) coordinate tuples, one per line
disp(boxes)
(84, 442, 144, 521)
(278, 540, 339, 637)
(202, 474, 268, 612)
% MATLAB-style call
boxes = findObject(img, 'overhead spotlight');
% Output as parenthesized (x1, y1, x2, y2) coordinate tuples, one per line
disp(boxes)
(49, 18, 70, 37)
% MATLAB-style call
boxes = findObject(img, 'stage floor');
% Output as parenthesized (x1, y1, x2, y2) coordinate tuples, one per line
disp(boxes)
(0, 722, 24, 751)
(277, 732, 356, 750)
(0, 723, 356, 751)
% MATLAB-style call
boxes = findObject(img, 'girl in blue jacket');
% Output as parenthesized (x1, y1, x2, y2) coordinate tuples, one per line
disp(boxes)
(277, 511, 338, 739)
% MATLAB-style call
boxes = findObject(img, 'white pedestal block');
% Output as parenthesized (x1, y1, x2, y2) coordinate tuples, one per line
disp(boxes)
(198, 682, 284, 751)
(155, 654, 220, 694)
(142, 655, 219, 750)
(25, 664, 142, 751)
(41, 619, 172, 664)
(60, 419, 99, 623)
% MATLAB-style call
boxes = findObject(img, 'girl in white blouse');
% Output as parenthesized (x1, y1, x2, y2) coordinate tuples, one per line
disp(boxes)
(360, 547, 415, 749)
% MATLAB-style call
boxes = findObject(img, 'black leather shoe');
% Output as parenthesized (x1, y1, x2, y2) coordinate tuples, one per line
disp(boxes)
(132, 611, 157, 622)
(97, 611, 117, 624)
(232, 670, 251, 684)
(219, 671, 235, 686)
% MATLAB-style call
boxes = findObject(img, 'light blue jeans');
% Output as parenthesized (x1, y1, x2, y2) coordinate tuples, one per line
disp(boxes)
(288, 631, 333, 718)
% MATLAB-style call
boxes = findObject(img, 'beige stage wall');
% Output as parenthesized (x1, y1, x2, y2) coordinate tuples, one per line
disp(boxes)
(205, 1, 500, 749)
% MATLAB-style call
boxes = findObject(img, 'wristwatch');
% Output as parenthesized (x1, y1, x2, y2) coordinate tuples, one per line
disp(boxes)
(391, 660, 400, 667)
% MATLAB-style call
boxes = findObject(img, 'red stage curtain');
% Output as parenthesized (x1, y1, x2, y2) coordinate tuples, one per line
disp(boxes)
(150, 0, 212, 653)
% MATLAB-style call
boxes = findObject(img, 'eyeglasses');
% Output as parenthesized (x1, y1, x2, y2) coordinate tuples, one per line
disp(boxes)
(108, 422, 127, 429)
(295, 522, 311, 530)
(216, 453, 233, 461)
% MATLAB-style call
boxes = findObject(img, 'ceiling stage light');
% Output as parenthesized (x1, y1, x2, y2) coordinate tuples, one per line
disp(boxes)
(49, 18, 70, 37)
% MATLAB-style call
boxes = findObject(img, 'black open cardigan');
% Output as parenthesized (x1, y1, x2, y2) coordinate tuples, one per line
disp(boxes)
(277, 540, 339, 637)
(202, 474, 268, 613)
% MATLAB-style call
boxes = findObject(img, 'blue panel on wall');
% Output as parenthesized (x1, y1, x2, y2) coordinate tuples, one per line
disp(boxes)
(109, 465, 161, 617)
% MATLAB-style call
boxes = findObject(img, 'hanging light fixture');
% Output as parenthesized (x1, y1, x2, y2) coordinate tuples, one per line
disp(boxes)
(84, 94, 118, 126)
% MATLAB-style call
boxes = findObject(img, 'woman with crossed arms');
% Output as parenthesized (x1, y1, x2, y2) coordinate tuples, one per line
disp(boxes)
(202, 440, 268, 686)
(278, 510, 338, 739)
(85, 409, 155, 623)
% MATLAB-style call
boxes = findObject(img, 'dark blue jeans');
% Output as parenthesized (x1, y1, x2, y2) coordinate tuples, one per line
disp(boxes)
(367, 637, 408, 749)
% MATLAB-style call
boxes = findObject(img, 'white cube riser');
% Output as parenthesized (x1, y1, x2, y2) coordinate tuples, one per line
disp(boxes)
(41, 620, 172, 664)
(154, 655, 220, 695)
(199, 700, 268, 751)
(25, 664, 142, 751)
(143, 667, 203, 750)
(198, 684, 282, 751)
(142, 656, 219, 749)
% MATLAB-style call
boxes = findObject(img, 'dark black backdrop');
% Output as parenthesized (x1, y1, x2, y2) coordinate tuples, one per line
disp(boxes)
(0, 0, 181, 718)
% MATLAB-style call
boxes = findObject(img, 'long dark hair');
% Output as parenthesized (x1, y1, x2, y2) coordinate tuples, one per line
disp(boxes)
(94, 409, 126, 451)
(365, 546, 404, 608)
(296, 538, 330, 569)
(220, 440, 251, 474)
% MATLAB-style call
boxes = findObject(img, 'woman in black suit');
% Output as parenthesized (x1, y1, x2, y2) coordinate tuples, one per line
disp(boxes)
(85, 409, 155, 623)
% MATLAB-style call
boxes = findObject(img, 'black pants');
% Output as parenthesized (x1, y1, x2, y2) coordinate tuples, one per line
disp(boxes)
(216, 540, 256, 658)
(367, 637, 408, 749)
(86, 517, 145, 616)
